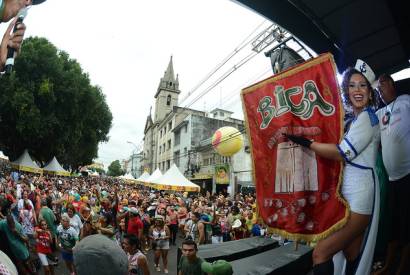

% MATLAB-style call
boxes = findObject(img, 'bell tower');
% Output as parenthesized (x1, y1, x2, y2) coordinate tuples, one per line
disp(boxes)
(154, 56, 180, 123)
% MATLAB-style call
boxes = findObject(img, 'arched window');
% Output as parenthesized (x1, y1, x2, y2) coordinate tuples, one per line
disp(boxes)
(167, 95, 171, 106)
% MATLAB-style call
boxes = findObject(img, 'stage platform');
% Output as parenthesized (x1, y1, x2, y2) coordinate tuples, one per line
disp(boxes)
(197, 236, 278, 262)
(178, 237, 313, 274)
(230, 243, 312, 275)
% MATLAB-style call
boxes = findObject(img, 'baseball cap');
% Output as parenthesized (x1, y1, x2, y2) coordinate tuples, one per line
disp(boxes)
(32, 0, 47, 4)
(201, 260, 233, 275)
(73, 235, 128, 275)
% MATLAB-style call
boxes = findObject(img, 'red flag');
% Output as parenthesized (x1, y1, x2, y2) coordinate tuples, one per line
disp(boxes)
(241, 53, 348, 241)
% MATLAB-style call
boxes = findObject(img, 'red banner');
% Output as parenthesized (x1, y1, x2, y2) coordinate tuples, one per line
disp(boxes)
(241, 53, 348, 242)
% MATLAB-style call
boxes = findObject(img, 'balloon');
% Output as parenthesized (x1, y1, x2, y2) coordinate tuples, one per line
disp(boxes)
(212, 126, 243, 156)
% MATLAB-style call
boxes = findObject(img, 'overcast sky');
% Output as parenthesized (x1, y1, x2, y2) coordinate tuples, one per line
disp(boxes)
(0, 0, 276, 168)
(2, 0, 408, 168)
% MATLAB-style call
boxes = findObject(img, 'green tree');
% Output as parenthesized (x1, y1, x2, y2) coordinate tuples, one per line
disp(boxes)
(107, 160, 124, 177)
(0, 37, 112, 169)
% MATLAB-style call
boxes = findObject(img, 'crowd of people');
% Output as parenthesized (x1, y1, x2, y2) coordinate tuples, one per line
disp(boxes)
(0, 164, 263, 275)
(0, 69, 409, 275)
(0, 2, 409, 275)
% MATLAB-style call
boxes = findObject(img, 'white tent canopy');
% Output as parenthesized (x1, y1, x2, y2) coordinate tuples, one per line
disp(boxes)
(144, 168, 162, 188)
(43, 156, 70, 176)
(119, 173, 135, 180)
(90, 171, 100, 177)
(136, 171, 150, 181)
(11, 149, 42, 174)
(145, 168, 162, 183)
(151, 164, 200, 192)
(0, 151, 8, 161)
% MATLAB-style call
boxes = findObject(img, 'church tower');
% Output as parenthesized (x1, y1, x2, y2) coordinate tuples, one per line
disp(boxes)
(154, 56, 180, 123)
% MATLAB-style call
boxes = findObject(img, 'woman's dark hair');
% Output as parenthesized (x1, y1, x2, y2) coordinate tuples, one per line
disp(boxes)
(193, 212, 201, 219)
(155, 217, 165, 226)
(341, 67, 376, 110)
(102, 212, 112, 225)
(66, 203, 76, 213)
(124, 234, 141, 250)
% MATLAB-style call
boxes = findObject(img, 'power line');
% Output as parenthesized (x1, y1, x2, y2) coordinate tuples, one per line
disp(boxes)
(182, 51, 258, 109)
(141, 22, 277, 171)
(207, 66, 271, 112)
(178, 19, 268, 106)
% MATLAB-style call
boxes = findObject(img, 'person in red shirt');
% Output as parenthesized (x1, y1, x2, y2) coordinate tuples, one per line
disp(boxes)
(34, 220, 55, 275)
(127, 207, 143, 240)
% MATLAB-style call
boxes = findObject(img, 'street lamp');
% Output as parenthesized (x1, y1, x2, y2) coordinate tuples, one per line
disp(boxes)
(127, 141, 141, 178)
(127, 141, 138, 178)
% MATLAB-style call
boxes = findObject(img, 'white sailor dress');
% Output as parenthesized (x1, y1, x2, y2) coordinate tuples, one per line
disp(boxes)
(337, 107, 379, 215)
(333, 107, 381, 275)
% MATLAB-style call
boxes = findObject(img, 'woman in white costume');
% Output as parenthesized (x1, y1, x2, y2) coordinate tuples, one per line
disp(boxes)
(287, 64, 380, 275)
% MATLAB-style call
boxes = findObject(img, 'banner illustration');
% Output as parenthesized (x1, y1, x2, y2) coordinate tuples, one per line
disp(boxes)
(241, 53, 347, 241)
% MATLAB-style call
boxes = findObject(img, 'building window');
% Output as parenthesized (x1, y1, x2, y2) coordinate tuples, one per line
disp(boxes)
(167, 95, 171, 106)
(164, 126, 167, 133)
(174, 151, 180, 167)
(167, 160, 170, 170)
(160, 130, 162, 138)
(220, 111, 224, 117)
(184, 125, 187, 133)
(167, 139, 171, 151)
(168, 121, 172, 131)
(174, 130, 180, 146)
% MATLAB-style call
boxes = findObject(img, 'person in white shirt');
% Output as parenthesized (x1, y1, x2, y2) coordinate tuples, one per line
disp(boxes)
(65, 203, 82, 238)
(374, 74, 410, 275)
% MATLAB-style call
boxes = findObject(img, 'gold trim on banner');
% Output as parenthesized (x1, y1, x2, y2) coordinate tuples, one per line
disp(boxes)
(240, 53, 349, 243)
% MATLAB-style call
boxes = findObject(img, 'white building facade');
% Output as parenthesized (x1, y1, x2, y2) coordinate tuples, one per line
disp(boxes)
(141, 57, 253, 194)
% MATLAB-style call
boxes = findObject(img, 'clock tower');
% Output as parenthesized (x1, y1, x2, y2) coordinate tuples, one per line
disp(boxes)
(154, 56, 180, 123)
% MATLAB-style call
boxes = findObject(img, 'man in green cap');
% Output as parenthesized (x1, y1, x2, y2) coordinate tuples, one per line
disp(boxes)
(0, 0, 46, 72)
(201, 260, 234, 275)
